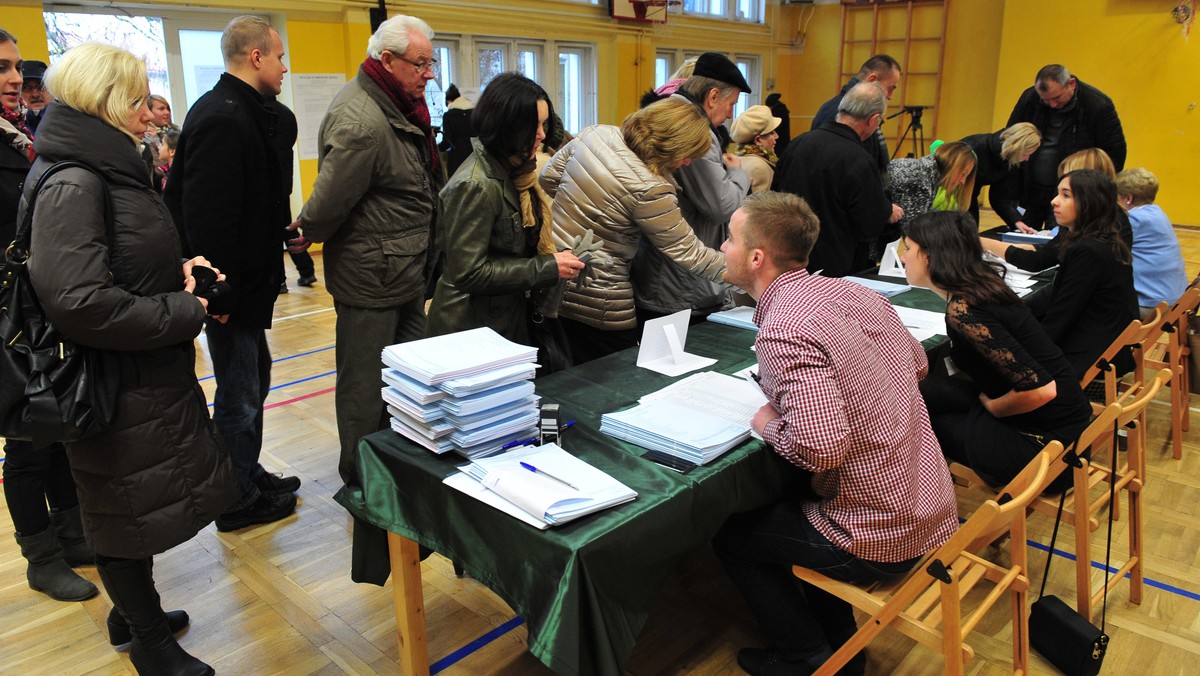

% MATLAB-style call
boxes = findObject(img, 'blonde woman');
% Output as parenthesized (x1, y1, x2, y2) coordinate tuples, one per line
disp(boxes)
(26, 42, 237, 674)
(887, 140, 977, 229)
(728, 104, 782, 193)
(540, 96, 727, 363)
(962, 122, 1041, 229)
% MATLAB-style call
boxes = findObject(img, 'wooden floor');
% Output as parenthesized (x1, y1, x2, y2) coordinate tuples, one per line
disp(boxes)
(4, 215, 1200, 675)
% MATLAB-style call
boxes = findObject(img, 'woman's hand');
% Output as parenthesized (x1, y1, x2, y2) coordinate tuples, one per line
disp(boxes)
(554, 250, 586, 280)
(182, 256, 229, 323)
(1014, 221, 1037, 234)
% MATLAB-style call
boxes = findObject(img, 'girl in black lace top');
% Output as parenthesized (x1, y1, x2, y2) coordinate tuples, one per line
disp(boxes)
(902, 211, 1092, 488)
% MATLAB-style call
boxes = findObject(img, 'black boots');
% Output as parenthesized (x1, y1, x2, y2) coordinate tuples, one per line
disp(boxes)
(14, 527, 99, 601)
(96, 557, 212, 676)
(109, 607, 191, 646)
(50, 505, 96, 567)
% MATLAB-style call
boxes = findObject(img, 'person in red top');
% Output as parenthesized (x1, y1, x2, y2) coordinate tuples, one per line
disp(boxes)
(713, 191, 958, 676)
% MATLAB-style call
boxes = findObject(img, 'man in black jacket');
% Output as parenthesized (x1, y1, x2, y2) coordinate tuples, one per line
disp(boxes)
(809, 54, 901, 180)
(1006, 64, 1125, 232)
(774, 83, 901, 278)
(164, 15, 300, 531)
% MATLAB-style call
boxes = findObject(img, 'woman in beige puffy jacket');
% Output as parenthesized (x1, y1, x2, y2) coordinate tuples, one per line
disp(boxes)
(539, 97, 727, 363)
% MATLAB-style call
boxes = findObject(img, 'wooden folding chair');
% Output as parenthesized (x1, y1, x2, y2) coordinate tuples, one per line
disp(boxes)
(1029, 368, 1170, 619)
(795, 446, 1053, 676)
(1144, 286, 1200, 459)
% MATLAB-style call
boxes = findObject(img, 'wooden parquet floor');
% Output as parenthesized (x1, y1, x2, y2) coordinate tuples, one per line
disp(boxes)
(4, 217, 1200, 675)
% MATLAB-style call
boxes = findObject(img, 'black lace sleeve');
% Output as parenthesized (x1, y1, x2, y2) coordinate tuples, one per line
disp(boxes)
(946, 296, 1052, 392)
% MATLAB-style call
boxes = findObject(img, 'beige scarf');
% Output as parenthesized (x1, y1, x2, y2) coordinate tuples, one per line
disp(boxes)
(514, 161, 557, 255)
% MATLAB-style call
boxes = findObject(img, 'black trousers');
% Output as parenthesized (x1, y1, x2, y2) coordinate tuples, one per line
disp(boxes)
(2, 440, 79, 535)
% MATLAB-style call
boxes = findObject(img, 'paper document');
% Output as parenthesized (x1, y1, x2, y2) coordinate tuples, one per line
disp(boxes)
(843, 276, 912, 297)
(637, 310, 717, 376)
(706, 306, 758, 331)
(601, 399, 751, 465)
(892, 305, 947, 343)
(382, 327, 538, 385)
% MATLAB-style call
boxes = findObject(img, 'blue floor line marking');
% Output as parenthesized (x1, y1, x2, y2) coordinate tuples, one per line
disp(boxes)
(197, 345, 334, 382)
(1026, 539, 1200, 602)
(431, 616, 525, 674)
(205, 370, 336, 408)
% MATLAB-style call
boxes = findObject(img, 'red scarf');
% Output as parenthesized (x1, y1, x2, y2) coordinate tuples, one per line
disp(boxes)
(361, 57, 439, 175)
(0, 102, 35, 161)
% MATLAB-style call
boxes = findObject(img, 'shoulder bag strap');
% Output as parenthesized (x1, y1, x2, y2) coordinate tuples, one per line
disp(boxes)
(11, 160, 114, 261)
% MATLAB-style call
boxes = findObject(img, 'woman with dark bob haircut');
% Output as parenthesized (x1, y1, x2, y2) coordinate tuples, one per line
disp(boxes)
(426, 72, 584, 344)
(903, 211, 1091, 489)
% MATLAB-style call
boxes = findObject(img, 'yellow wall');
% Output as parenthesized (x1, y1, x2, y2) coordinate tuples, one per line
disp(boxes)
(1, 0, 50, 61)
(993, 0, 1200, 225)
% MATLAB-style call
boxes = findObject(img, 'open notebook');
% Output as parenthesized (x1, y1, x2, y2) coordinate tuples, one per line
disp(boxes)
(443, 443, 637, 529)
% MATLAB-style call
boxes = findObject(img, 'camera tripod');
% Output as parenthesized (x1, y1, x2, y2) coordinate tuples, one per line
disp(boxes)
(889, 105, 931, 159)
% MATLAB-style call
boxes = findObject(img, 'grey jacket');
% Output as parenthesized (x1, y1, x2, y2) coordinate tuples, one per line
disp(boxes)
(300, 68, 440, 308)
(426, 138, 559, 343)
(631, 104, 749, 316)
(887, 154, 939, 230)
(540, 125, 726, 332)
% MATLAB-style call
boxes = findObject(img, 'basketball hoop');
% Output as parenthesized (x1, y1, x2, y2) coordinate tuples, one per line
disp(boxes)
(630, 0, 680, 21)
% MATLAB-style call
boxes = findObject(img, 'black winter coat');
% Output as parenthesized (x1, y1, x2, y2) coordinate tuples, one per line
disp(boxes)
(0, 141, 29, 246)
(774, 122, 892, 277)
(962, 130, 1024, 229)
(164, 73, 289, 329)
(24, 103, 238, 558)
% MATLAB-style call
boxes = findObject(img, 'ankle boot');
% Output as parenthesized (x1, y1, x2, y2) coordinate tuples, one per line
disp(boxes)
(97, 557, 213, 676)
(50, 505, 96, 567)
(14, 528, 99, 601)
(108, 607, 190, 646)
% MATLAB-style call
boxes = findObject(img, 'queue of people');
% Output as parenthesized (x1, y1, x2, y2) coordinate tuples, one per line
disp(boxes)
(0, 11, 1190, 676)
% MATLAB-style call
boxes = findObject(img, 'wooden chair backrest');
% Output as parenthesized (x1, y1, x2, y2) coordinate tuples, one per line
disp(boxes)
(1080, 306, 1165, 395)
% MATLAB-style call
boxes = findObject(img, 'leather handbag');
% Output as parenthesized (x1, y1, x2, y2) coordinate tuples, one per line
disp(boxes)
(0, 161, 120, 449)
(1029, 420, 1116, 676)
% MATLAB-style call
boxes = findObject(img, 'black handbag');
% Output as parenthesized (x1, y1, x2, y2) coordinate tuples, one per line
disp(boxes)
(0, 161, 120, 449)
(1029, 420, 1116, 675)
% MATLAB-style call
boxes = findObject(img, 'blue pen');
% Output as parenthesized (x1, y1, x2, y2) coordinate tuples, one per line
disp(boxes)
(562, 420, 577, 430)
(520, 461, 579, 490)
(501, 436, 540, 450)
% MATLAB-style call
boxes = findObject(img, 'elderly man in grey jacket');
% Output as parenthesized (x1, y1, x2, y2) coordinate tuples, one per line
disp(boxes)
(292, 15, 442, 487)
(631, 52, 750, 323)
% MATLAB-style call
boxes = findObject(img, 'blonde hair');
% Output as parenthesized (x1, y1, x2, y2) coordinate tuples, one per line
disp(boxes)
(999, 122, 1040, 166)
(621, 97, 712, 179)
(1116, 167, 1159, 207)
(43, 42, 148, 145)
(1058, 148, 1115, 180)
(933, 141, 976, 212)
(221, 15, 275, 66)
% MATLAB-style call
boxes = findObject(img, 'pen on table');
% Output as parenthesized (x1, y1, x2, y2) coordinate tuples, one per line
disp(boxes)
(562, 419, 577, 430)
(520, 461, 579, 490)
(501, 436, 539, 450)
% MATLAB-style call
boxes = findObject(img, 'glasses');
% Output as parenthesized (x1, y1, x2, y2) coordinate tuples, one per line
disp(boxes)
(392, 52, 439, 75)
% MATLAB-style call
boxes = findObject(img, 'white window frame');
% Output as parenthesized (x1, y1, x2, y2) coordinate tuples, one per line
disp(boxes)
(656, 48, 761, 114)
(672, 0, 764, 24)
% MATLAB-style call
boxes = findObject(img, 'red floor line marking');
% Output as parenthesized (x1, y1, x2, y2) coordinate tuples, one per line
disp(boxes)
(264, 386, 337, 410)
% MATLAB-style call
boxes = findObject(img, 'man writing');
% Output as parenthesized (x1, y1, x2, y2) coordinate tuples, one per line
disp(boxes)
(289, 15, 441, 487)
(712, 191, 957, 675)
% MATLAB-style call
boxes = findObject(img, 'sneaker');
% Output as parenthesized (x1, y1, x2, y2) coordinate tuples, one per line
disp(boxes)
(297, 274, 317, 287)
(215, 491, 296, 532)
(254, 471, 301, 494)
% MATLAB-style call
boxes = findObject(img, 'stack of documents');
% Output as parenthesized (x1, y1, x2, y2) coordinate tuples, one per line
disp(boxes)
(1000, 229, 1056, 245)
(706, 306, 759, 331)
(983, 252, 1055, 298)
(444, 443, 637, 529)
(843, 276, 912, 297)
(600, 371, 761, 465)
(381, 328, 541, 459)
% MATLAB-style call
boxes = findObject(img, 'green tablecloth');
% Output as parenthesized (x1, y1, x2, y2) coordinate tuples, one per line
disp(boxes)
(335, 322, 801, 676)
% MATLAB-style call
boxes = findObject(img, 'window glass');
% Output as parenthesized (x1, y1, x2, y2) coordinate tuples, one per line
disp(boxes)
(654, 55, 671, 89)
(558, 49, 582, 135)
(478, 45, 505, 89)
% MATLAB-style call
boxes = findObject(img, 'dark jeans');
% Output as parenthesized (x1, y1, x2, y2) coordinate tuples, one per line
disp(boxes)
(204, 319, 272, 503)
(714, 499, 917, 663)
(335, 298, 426, 487)
(2, 440, 78, 535)
(287, 249, 314, 278)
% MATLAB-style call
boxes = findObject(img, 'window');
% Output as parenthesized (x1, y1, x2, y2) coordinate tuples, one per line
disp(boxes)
(676, 0, 763, 23)
(434, 35, 597, 135)
(654, 52, 674, 89)
(732, 54, 760, 118)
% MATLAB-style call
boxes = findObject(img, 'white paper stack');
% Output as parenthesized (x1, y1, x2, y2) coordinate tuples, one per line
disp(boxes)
(443, 443, 637, 529)
(983, 251, 1055, 298)
(706, 306, 759, 331)
(892, 305, 949, 344)
(381, 328, 541, 459)
(843, 276, 912, 298)
(600, 398, 752, 465)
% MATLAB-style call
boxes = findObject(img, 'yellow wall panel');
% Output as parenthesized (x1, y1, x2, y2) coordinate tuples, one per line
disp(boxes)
(2, 0, 50, 61)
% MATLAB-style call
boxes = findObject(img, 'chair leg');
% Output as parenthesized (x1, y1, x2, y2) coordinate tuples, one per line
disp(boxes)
(1073, 471, 1093, 620)
(1012, 585, 1030, 676)
(1172, 367, 1184, 460)
(1129, 488, 1144, 605)
(941, 577, 965, 676)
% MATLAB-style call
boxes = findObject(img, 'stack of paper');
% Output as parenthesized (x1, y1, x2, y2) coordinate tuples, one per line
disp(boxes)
(600, 387, 753, 466)
(983, 252, 1055, 298)
(381, 328, 541, 459)
(892, 305, 948, 343)
(444, 443, 638, 529)
(1000, 228, 1056, 245)
(706, 306, 759, 331)
(844, 276, 912, 297)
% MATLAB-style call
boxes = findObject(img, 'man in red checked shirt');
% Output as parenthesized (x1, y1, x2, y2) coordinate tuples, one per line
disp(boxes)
(712, 191, 958, 676)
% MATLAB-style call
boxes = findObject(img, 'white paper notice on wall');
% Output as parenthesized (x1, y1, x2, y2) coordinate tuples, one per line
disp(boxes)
(636, 310, 716, 377)
(293, 73, 349, 160)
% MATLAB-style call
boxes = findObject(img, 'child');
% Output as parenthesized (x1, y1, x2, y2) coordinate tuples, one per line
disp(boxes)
(157, 129, 180, 191)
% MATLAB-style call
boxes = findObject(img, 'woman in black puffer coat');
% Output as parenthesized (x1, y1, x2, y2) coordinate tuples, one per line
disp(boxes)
(24, 43, 238, 676)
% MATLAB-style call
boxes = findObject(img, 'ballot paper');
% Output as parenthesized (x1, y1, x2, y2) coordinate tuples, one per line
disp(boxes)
(445, 443, 637, 528)
(892, 305, 948, 343)
(843, 276, 912, 298)
(601, 399, 752, 465)
(706, 306, 759, 331)
(636, 309, 717, 377)
(381, 327, 538, 385)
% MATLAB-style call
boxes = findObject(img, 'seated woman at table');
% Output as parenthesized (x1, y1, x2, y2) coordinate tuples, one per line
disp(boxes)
(904, 211, 1092, 488)
(961, 122, 1041, 231)
(540, 96, 727, 364)
(979, 147, 1124, 272)
(427, 72, 585, 344)
(1116, 167, 1188, 318)
(888, 140, 977, 230)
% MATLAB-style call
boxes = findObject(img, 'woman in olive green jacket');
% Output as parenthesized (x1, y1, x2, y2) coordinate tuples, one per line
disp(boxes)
(427, 73, 583, 344)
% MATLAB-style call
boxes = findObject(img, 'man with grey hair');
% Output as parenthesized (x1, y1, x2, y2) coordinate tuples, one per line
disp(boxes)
(1006, 64, 1125, 233)
(165, 15, 299, 531)
(632, 51, 751, 324)
(810, 54, 902, 179)
(773, 82, 902, 278)
(288, 14, 441, 487)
